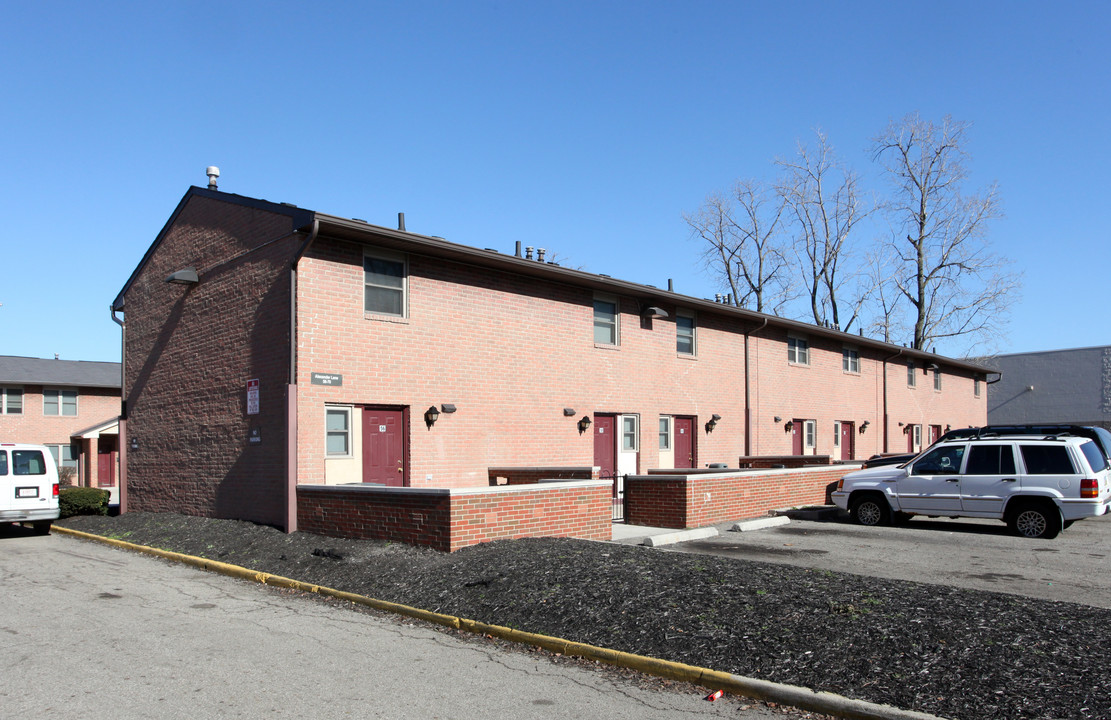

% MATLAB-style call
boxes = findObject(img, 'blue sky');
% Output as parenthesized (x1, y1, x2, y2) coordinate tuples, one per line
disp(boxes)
(2, 1, 1107, 363)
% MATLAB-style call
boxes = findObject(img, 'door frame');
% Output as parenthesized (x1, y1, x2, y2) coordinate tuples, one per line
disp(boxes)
(361, 405, 410, 486)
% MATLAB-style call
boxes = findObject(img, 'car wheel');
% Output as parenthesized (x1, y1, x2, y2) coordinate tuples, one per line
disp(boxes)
(850, 495, 890, 527)
(31, 521, 52, 535)
(1008, 503, 1061, 539)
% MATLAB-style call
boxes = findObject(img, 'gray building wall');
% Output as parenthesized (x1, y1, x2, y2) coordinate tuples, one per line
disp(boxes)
(987, 346, 1111, 429)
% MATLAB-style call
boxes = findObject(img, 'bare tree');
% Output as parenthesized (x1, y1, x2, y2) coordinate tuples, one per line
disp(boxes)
(684, 180, 792, 313)
(776, 130, 872, 332)
(872, 113, 1019, 353)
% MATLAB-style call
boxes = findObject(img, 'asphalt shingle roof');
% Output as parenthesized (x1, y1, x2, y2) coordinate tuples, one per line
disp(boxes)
(0, 356, 121, 389)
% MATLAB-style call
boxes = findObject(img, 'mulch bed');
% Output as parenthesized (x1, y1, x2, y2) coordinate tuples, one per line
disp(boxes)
(59, 512, 1110, 720)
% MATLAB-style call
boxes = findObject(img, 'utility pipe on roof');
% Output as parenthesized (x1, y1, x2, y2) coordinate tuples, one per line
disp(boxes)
(743, 317, 769, 456)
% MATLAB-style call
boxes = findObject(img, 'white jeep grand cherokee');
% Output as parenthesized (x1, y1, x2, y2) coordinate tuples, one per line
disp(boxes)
(832, 433, 1111, 539)
(1, 443, 60, 534)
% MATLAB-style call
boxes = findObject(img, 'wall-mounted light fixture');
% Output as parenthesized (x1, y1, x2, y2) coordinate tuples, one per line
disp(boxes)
(925, 362, 939, 374)
(563, 408, 577, 417)
(859, 420, 870, 434)
(165, 268, 199, 285)
(903, 424, 912, 434)
(578, 416, 592, 434)
(784, 420, 794, 432)
(424, 405, 440, 428)
(945, 424, 951, 432)
(641, 305, 669, 319)
(774, 416, 782, 423)
(441, 404, 457, 414)
(705, 413, 721, 432)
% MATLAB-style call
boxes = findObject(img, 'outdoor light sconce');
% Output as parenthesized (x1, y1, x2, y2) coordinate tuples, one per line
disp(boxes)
(784, 420, 794, 432)
(705, 414, 721, 433)
(578, 416, 592, 434)
(641, 305, 668, 319)
(903, 424, 913, 434)
(774, 416, 782, 423)
(165, 268, 199, 285)
(424, 405, 440, 428)
(563, 408, 577, 417)
(945, 424, 951, 432)
(441, 404, 457, 414)
(925, 362, 939, 374)
(860, 420, 870, 434)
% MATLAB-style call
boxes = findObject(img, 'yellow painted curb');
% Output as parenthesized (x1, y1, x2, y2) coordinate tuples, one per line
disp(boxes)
(53, 525, 945, 720)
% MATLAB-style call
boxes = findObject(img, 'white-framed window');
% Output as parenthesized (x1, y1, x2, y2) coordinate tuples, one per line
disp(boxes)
(621, 415, 639, 452)
(45, 443, 77, 471)
(842, 346, 860, 373)
(907, 361, 917, 388)
(676, 312, 696, 356)
(804, 419, 817, 451)
(593, 295, 619, 346)
(43, 388, 77, 416)
(363, 248, 407, 317)
(933, 368, 942, 391)
(0, 387, 23, 414)
(788, 335, 810, 365)
(833, 421, 842, 448)
(325, 407, 352, 457)
(658, 416, 672, 450)
(974, 377, 981, 398)
(913, 424, 923, 450)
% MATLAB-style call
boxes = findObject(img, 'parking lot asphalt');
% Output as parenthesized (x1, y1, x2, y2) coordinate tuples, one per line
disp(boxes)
(622, 509, 1111, 609)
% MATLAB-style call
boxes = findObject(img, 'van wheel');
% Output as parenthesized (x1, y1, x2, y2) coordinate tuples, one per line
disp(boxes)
(31, 521, 52, 535)
(850, 495, 890, 527)
(1008, 503, 1061, 539)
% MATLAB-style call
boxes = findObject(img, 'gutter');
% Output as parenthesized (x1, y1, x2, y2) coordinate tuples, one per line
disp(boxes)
(286, 218, 319, 534)
(110, 306, 127, 514)
(743, 318, 769, 456)
(881, 348, 905, 455)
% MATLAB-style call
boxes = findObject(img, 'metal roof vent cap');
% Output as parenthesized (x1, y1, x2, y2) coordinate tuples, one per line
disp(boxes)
(206, 166, 220, 190)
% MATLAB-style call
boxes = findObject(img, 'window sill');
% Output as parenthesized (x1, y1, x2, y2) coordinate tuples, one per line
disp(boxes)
(364, 312, 410, 325)
(594, 343, 620, 351)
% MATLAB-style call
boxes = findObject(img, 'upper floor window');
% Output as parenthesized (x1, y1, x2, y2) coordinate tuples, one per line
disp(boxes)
(842, 346, 860, 373)
(788, 335, 809, 365)
(974, 377, 981, 398)
(364, 249, 407, 317)
(676, 312, 696, 355)
(0, 387, 22, 414)
(907, 362, 917, 388)
(933, 368, 942, 391)
(593, 296, 619, 345)
(43, 388, 77, 416)
(325, 407, 352, 457)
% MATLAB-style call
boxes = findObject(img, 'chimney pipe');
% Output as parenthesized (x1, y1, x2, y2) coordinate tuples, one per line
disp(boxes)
(515, 241, 522, 257)
(667, 278, 674, 292)
(398, 213, 406, 231)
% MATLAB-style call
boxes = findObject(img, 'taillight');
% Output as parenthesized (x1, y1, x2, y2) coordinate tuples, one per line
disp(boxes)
(52, 484, 59, 497)
(1081, 479, 1097, 499)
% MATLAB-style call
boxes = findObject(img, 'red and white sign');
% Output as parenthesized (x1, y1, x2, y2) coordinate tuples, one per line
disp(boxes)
(246, 379, 259, 415)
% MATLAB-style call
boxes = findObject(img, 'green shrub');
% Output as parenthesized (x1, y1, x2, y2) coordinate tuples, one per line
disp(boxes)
(59, 487, 111, 518)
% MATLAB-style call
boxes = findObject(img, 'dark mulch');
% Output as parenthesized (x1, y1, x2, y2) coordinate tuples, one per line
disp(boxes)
(59, 512, 1110, 720)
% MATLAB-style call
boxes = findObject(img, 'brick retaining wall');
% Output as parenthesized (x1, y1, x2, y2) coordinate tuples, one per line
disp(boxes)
(297, 480, 611, 552)
(624, 465, 857, 529)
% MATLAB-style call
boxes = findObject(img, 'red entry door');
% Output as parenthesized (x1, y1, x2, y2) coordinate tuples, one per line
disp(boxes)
(593, 414, 617, 480)
(839, 422, 854, 461)
(791, 419, 805, 455)
(97, 439, 118, 487)
(362, 407, 406, 486)
(673, 416, 695, 469)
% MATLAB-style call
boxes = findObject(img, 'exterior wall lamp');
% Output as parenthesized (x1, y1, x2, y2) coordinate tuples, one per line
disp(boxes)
(578, 416, 592, 434)
(165, 268, 199, 285)
(563, 408, 577, 416)
(784, 420, 794, 432)
(641, 305, 668, 319)
(424, 405, 440, 428)
(441, 404, 457, 414)
(860, 420, 870, 434)
(705, 413, 721, 432)
(774, 416, 782, 423)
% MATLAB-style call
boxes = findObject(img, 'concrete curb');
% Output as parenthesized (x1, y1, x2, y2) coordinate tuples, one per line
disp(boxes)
(52, 525, 946, 720)
(731, 516, 791, 532)
(641, 526, 719, 547)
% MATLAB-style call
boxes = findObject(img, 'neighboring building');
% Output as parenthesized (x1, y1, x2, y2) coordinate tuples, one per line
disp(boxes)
(987, 345, 1111, 429)
(111, 185, 989, 531)
(0, 355, 121, 489)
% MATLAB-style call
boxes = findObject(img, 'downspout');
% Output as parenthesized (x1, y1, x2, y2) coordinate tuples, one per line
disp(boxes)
(881, 348, 905, 454)
(110, 306, 127, 514)
(286, 219, 320, 534)
(743, 318, 769, 456)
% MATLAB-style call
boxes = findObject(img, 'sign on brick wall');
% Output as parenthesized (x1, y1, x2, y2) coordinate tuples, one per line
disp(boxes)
(247, 379, 259, 415)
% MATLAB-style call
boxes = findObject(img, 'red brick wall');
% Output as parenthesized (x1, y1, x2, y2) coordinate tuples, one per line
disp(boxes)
(297, 480, 611, 552)
(121, 193, 303, 526)
(0, 385, 118, 446)
(488, 466, 597, 485)
(625, 466, 854, 529)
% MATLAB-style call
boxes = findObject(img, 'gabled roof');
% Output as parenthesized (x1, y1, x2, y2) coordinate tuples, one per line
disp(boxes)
(0, 356, 121, 388)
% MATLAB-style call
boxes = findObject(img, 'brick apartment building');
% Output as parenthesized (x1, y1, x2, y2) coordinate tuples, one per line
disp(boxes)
(111, 185, 988, 532)
(0, 355, 121, 489)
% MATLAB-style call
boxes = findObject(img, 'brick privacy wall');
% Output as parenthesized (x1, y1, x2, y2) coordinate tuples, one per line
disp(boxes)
(624, 466, 854, 529)
(0, 385, 118, 446)
(297, 481, 611, 552)
(487, 466, 597, 485)
(748, 327, 986, 459)
(122, 193, 302, 526)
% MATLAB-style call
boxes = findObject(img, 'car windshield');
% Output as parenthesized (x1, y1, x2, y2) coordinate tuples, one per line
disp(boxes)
(912, 445, 966, 474)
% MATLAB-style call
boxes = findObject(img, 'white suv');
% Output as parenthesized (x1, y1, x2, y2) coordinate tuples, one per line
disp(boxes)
(1, 443, 61, 534)
(832, 434, 1111, 539)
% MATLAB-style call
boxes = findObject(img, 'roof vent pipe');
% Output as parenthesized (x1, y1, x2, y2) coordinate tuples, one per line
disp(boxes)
(715, 294, 722, 303)
(668, 278, 674, 292)
(515, 241, 522, 257)
(525, 246, 534, 260)
(398, 213, 406, 231)
(537, 248, 546, 262)
(206, 166, 219, 190)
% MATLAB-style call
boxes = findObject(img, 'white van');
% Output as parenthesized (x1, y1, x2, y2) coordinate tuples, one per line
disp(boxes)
(1, 443, 61, 534)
